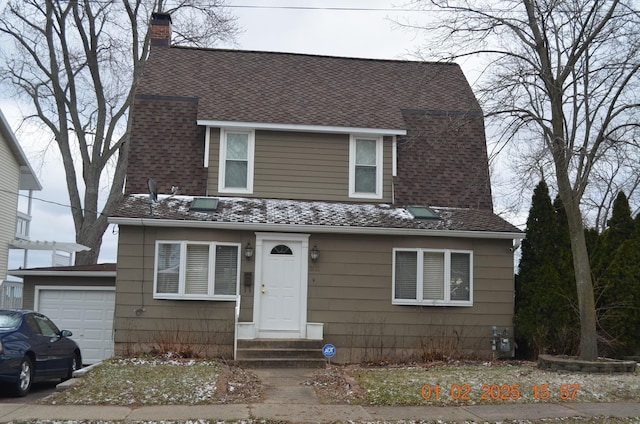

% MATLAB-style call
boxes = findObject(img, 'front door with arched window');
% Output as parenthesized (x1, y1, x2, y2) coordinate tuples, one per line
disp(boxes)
(254, 233, 310, 338)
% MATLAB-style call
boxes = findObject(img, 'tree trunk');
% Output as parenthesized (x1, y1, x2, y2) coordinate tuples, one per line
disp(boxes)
(74, 218, 107, 265)
(556, 176, 599, 360)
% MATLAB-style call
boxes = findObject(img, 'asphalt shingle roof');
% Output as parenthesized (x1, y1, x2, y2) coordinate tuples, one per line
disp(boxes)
(124, 44, 509, 228)
(112, 195, 521, 234)
(137, 48, 481, 131)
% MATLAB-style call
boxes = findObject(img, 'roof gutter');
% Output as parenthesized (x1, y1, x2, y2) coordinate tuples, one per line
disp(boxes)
(8, 270, 116, 278)
(197, 120, 407, 136)
(109, 217, 524, 240)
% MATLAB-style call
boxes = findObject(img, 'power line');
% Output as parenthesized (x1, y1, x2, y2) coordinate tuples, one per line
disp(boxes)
(221, 2, 516, 13)
(225, 4, 414, 12)
(0, 188, 109, 218)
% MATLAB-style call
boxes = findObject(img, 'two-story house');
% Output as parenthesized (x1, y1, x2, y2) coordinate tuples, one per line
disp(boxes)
(109, 14, 522, 364)
(0, 108, 41, 308)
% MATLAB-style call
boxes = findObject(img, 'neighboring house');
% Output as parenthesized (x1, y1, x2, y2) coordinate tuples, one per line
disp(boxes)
(0, 108, 41, 308)
(109, 14, 523, 363)
(1, 109, 111, 364)
(1, 108, 91, 310)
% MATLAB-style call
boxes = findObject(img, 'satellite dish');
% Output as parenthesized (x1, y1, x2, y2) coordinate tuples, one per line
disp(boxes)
(147, 178, 158, 203)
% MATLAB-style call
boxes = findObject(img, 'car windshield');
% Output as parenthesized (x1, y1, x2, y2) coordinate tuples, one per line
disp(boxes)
(0, 311, 22, 329)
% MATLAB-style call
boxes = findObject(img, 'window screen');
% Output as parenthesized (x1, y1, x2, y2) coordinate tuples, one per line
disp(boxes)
(215, 245, 238, 295)
(185, 244, 209, 295)
(394, 251, 417, 300)
(157, 243, 180, 294)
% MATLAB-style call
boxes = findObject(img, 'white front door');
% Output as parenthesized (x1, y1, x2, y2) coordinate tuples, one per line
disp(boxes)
(255, 233, 309, 338)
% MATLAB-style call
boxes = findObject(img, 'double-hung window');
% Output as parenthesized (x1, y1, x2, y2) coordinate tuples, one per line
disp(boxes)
(154, 241, 240, 300)
(349, 135, 382, 198)
(393, 248, 473, 306)
(218, 129, 255, 193)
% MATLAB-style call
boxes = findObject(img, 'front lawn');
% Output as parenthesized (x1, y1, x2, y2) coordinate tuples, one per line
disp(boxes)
(41, 358, 638, 409)
(307, 361, 640, 406)
(42, 357, 262, 405)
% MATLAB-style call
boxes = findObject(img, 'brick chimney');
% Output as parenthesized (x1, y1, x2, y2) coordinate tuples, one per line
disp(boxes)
(150, 12, 172, 48)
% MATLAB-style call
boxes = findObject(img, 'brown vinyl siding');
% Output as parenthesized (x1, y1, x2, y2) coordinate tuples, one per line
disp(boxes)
(113, 226, 255, 357)
(207, 130, 393, 202)
(114, 225, 514, 362)
(255, 131, 349, 200)
(306, 234, 513, 362)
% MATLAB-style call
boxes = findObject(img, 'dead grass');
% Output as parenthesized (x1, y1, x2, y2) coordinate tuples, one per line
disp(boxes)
(40, 357, 262, 406)
(39, 356, 639, 419)
(306, 360, 640, 406)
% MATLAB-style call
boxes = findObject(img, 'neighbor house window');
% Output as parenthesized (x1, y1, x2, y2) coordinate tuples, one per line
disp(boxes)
(154, 241, 240, 300)
(349, 135, 382, 198)
(218, 129, 255, 193)
(393, 248, 473, 306)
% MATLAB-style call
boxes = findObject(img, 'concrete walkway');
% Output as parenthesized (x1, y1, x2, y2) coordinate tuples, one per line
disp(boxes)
(1, 368, 639, 423)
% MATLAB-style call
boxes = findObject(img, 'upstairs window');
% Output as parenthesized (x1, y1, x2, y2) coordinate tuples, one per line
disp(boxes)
(349, 135, 382, 198)
(218, 129, 254, 193)
(154, 241, 240, 300)
(393, 248, 473, 306)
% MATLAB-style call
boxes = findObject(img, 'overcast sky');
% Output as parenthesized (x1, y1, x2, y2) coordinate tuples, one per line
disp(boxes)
(3, 1, 502, 270)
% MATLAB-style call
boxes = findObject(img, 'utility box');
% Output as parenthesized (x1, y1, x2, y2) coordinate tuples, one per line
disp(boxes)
(491, 326, 512, 357)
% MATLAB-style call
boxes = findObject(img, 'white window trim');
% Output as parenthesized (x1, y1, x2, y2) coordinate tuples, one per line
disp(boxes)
(204, 127, 210, 168)
(218, 128, 255, 194)
(349, 134, 383, 199)
(392, 136, 397, 177)
(153, 240, 241, 301)
(392, 248, 474, 307)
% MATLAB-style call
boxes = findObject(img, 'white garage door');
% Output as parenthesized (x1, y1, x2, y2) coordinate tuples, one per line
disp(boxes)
(36, 287, 115, 365)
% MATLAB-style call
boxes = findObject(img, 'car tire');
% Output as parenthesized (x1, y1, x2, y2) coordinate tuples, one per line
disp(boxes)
(66, 351, 82, 380)
(14, 356, 33, 397)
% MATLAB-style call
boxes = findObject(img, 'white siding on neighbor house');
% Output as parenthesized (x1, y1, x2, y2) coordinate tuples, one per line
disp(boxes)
(0, 280, 23, 308)
(0, 132, 21, 282)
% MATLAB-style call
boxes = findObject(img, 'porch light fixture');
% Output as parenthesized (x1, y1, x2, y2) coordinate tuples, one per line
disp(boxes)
(310, 245, 320, 263)
(244, 242, 254, 261)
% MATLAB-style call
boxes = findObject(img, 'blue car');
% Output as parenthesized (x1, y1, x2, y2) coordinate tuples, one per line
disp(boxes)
(0, 309, 82, 396)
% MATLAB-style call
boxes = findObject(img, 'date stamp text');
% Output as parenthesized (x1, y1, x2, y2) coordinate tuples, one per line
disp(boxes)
(421, 383, 580, 401)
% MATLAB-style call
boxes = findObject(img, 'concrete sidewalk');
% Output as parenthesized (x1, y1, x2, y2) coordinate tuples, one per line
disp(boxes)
(2, 400, 640, 422)
(1, 368, 639, 423)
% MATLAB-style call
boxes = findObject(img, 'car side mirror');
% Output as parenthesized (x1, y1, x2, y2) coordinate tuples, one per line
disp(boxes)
(60, 330, 73, 337)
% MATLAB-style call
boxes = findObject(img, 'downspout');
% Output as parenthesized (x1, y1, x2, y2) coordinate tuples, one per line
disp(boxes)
(234, 294, 241, 360)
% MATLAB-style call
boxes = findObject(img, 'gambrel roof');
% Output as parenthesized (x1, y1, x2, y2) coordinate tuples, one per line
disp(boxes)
(129, 47, 495, 211)
(137, 47, 481, 132)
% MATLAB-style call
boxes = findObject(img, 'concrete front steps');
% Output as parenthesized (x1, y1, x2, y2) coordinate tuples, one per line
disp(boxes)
(236, 339, 326, 368)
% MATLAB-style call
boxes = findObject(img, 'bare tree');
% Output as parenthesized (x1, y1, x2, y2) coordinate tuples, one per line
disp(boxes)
(406, 0, 640, 360)
(0, 0, 238, 264)
(583, 146, 640, 232)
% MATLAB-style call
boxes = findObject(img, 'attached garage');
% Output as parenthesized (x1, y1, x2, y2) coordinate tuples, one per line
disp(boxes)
(8, 263, 116, 365)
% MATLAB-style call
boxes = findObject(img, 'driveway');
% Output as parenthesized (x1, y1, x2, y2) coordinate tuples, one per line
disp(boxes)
(0, 380, 59, 403)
